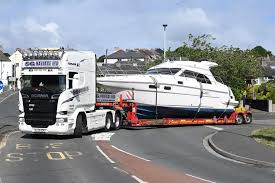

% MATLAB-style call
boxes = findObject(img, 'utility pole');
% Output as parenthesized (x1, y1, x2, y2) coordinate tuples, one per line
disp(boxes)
(105, 49, 108, 64)
(162, 24, 168, 62)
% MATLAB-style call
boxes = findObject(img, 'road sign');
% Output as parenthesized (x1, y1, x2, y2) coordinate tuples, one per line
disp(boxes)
(0, 80, 3, 94)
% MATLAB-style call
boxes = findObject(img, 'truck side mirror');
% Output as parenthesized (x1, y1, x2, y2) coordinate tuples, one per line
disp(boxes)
(72, 74, 79, 89)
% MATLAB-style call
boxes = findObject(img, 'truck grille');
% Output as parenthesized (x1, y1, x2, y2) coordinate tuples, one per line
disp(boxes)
(23, 99, 58, 128)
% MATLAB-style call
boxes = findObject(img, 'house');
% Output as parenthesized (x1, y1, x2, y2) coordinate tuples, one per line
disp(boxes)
(104, 48, 162, 64)
(9, 49, 23, 88)
(0, 50, 12, 86)
(248, 56, 275, 85)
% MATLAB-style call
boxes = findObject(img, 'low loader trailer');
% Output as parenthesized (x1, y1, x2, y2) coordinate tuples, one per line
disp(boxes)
(96, 94, 252, 128)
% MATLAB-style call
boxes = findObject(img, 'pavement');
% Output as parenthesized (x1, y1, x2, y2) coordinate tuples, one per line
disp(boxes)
(209, 121, 275, 168)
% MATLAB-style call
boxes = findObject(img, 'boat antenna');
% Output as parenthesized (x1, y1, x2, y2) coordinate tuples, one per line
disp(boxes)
(162, 24, 168, 62)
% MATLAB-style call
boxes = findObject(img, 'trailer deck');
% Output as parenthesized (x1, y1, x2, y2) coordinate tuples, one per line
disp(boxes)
(96, 94, 252, 127)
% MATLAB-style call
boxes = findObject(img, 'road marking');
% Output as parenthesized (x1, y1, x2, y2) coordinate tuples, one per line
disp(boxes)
(91, 132, 115, 141)
(5, 153, 23, 162)
(96, 145, 115, 163)
(131, 175, 148, 183)
(111, 145, 150, 162)
(0, 131, 19, 150)
(49, 143, 63, 149)
(113, 166, 129, 175)
(204, 125, 223, 131)
(0, 92, 18, 104)
(186, 174, 215, 183)
(46, 152, 66, 160)
(64, 151, 83, 159)
(0, 176, 2, 183)
(16, 144, 31, 150)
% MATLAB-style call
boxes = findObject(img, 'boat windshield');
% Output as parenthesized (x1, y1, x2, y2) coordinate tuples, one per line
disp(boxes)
(146, 68, 181, 75)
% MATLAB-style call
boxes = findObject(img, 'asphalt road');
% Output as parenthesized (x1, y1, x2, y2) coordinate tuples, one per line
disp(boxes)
(1, 93, 275, 183)
(0, 92, 19, 128)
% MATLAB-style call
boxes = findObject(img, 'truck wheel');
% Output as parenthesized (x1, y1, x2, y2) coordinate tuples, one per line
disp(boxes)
(244, 114, 252, 124)
(112, 113, 121, 130)
(236, 114, 244, 125)
(74, 115, 83, 138)
(104, 113, 112, 132)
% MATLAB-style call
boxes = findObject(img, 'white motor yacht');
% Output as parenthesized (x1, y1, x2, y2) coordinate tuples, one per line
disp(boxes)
(97, 61, 239, 119)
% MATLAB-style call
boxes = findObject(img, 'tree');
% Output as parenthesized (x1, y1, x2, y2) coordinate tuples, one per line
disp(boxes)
(167, 34, 262, 99)
(251, 46, 272, 58)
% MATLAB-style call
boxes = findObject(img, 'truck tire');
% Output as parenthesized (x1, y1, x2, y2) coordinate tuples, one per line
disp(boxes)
(104, 113, 112, 132)
(244, 114, 252, 124)
(112, 113, 121, 130)
(236, 114, 244, 125)
(74, 115, 83, 138)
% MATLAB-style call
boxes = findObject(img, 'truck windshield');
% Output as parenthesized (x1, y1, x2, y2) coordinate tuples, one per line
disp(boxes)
(21, 75, 66, 93)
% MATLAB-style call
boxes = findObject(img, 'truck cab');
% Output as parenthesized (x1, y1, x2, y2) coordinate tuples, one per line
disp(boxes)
(18, 48, 119, 137)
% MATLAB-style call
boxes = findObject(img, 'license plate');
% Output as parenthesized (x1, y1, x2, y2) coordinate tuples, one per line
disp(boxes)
(33, 128, 47, 133)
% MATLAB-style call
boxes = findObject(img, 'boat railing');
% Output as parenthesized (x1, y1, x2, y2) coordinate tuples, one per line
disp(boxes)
(97, 63, 225, 85)
(97, 63, 146, 77)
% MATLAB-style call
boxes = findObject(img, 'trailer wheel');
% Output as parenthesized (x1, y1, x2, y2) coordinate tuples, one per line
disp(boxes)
(244, 114, 252, 124)
(236, 114, 244, 125)
(104, 113, 112, 131)
(74, 115, 83, 138)
(112, 113, 122, 130)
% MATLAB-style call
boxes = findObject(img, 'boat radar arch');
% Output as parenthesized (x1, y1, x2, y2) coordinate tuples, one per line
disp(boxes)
(200, 61, 218, 68)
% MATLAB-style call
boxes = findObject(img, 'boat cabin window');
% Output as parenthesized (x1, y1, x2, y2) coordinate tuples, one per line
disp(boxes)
(180, 70, 212, 84)
(146, 68, 181, 75)
(196, 74, 211, 84)
(180, 70, 196, 79)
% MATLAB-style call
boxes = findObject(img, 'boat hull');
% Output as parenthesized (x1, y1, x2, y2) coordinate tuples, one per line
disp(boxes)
(135, 104, 235, 119)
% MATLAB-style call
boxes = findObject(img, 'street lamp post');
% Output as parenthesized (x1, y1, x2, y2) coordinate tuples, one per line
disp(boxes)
(163, 24, 168, 62)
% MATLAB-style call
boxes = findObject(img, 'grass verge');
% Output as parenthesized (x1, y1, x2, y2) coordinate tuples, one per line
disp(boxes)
(251, 128, 275, 148)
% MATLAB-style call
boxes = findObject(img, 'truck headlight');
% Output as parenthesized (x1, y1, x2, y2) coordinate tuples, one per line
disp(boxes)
(19, 117, 25, 123)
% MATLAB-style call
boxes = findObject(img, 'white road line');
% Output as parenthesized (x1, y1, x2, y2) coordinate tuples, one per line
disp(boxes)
(113, 166, 129, 175)
(111, 145, 150, 162)
(204, 125, 223, 131)
(91, 132, 115, 141)
(186, 174, 215, 183)
(0, 92, 18, 104)
(131, 175, 148, 183)
(96, 145, 115, 164)
(0, 176, 3, 183)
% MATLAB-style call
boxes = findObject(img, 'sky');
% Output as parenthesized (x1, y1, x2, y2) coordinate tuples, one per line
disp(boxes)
(0, 0, 274, 55)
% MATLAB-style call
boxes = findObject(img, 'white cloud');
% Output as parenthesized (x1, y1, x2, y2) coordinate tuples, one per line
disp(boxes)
(167, 7, 215, 44)
(175, 8, 214, 27)
(23, 18, 61, 44)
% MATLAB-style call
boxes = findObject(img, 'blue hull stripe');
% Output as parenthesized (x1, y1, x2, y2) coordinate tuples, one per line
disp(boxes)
(136, 105, 235, 119)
